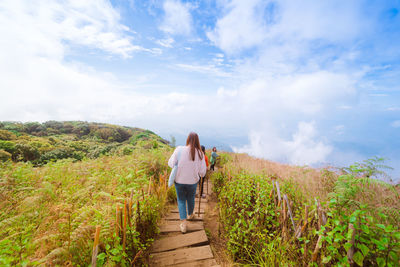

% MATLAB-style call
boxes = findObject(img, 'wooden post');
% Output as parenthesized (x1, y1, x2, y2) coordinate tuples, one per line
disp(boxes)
(91, 225, 101, 267)
(127, 199, 132, 228)
(297, 205, 309, 239)
(123, 200, 127, 251)
(282, 197, 287, 240)
(272, 180, 277, 206)
(316, 199, 327, 226)
(198, 176, 203, 217)
(347, 223, 356, 264)
(315, 198, 322, 231)
(284, 194, 296, 232)
(206, 173, 209, 195)
(311, 235, 323, 264)
(276, 181, 281, 207)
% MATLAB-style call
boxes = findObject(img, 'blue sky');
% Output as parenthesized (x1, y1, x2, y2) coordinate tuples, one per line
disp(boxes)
(0, 0, 399, 181)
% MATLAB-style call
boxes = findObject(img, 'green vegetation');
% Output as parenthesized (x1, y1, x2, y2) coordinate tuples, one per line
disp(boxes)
(212, 153, 400, 266)
(0, 121, 173, 266)
(0, 121, 169, 165)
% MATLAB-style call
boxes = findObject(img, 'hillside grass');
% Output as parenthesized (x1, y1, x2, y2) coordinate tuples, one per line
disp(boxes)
(0, 147, 172, 266)
(213, 153, 400, 266)
(0, 121, 169, 165)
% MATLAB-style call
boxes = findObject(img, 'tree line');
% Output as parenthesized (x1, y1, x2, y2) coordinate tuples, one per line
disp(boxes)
(0, 121, 169, 164)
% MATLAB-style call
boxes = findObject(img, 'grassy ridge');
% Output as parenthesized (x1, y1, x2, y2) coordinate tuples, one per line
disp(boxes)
(0, 147, 172, 266)
(213, 153, 400, 266)
(0, 121, 169, 165)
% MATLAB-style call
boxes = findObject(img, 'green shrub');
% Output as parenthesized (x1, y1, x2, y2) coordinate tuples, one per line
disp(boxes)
(0, 130, 16, 140)
(0, 149, 11, 161)
(0, 140, 16, 155)
(122, 146, 134, 155)
(14, 143, 40, 162)
(218, 172, 282, 262)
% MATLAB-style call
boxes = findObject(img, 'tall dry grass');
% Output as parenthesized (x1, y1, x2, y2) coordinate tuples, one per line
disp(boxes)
(225, 153, 335, 200)
(224, 152, 400, 224)
(0, 147, 172, 265)
(215, 152, 400, 265)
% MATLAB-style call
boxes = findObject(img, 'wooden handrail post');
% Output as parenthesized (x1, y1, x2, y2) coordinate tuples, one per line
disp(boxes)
(347, 223, 356, 264)
(310, 235, 323, 264)
(91, 225, 101, 267)
(297, 205, 309, 239)
(198, 176, 203, 217)
(284, 194, 296, 232)
(123, 200, 127, 252)
(282, 197, 287, 240)
(275, 181, 281, 207)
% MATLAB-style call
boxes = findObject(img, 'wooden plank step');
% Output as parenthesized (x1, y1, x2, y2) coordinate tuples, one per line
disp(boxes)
(171, 208, 205, 214)
(160, 221, 204, 233)
(195, 198, 208, 203)
(172, 258, 218, 267)
(149, 245, 213, 266)
(165, 213, 204, 221)
(151, 230, 208, 253)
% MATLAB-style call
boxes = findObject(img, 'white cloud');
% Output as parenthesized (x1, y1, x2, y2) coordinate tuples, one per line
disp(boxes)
(0, 0, 383, 169)
(387, 107, 400, 111)
(233, 122, 332, 165)
(280, 71, 356, 114)
(217, 87, 238, 97)
(391, 121, 400, 128)
(338, 105, 353, 110)
(0, 0, 146, 59)
(0, 0, 182, 125)
(274, 0, 366, 42)
(160, 0, 193, 36)
(175, 63, 232, 78)
(156, 37, 175, 48)
(207, 0, 267, 54)
(208, 0, 367, 55)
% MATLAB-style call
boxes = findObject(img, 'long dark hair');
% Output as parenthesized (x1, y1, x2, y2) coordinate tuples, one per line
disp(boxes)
(186, 132, 203, 161)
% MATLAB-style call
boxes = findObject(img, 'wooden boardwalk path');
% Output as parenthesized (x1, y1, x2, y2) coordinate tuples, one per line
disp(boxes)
(149, 180, 219, 267)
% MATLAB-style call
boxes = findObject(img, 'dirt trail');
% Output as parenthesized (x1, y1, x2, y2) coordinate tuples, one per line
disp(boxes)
(203, 181, 233, 267)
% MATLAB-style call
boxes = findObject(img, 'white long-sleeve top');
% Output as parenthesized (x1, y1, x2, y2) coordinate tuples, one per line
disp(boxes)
(168, 146, 207, 185)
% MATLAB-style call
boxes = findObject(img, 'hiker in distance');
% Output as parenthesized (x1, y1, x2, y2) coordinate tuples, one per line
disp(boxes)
(210, 147, 219, 171)
(197, 145, 209, 199)
(168, 132, 207, 233)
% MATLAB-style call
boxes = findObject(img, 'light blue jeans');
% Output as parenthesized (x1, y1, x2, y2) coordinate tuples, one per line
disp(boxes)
(174, 182, 197, 220)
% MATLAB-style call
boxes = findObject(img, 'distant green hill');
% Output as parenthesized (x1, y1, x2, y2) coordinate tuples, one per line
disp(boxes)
(0, 121, 169, 164)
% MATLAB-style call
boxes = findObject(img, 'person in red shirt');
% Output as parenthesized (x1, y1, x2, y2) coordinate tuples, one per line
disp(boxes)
(199, 145, 209, 198)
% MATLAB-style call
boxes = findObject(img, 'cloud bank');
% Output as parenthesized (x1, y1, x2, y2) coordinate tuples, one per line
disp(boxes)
(1, 0, 399, 173)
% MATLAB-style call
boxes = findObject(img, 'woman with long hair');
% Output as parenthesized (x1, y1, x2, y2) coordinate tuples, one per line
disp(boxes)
(168, 132, 206, 233)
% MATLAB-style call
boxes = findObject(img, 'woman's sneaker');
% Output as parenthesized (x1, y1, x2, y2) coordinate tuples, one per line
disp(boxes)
(187, 214, 195, 221)
(180, 222, 187, 233)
